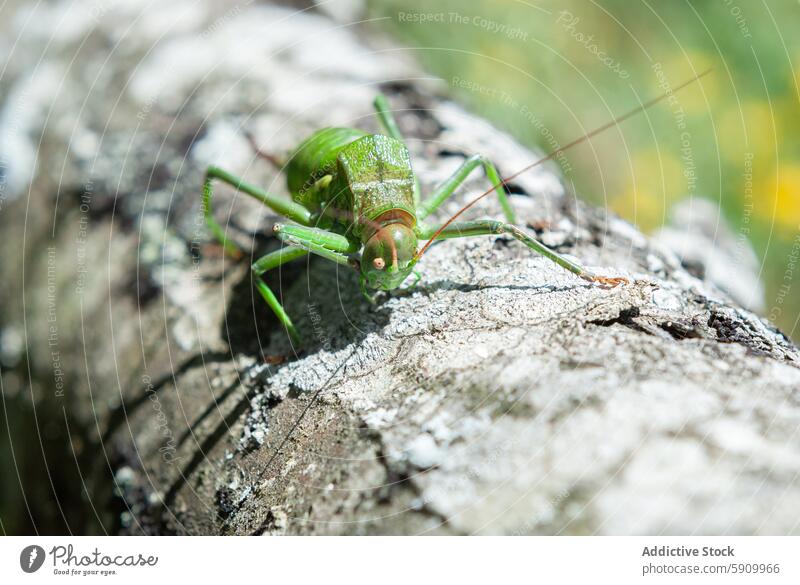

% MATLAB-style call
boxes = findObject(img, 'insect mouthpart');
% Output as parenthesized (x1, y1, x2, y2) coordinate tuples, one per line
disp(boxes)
(361, 222, 417, 290)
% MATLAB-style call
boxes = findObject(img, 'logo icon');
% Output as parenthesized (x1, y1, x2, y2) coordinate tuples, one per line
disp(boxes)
(20, 545, 46, 573)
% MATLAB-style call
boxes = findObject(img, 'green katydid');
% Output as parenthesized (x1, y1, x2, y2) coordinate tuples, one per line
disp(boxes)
(202, 70, 710, 347)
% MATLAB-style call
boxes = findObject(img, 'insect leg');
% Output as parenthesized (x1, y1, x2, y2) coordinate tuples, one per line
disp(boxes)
(272, 223, 360, 254)
(203, 166, 314, 256)
(418, 155, 516, 224)
(373, 94, 404, 142)
(251, 246, 309, 346)
(252, 233, 355, 346)
(417, 219, 627, 286)
(373, 94, 421, 207)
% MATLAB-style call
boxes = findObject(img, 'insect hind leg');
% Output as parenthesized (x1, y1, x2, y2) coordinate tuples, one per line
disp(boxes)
(373, 94, 421, 207)
(418, 154, 516, 224)
(373, 94, 404, 142)
(202, 166, 314, 257)
(418, 219, 628, 286)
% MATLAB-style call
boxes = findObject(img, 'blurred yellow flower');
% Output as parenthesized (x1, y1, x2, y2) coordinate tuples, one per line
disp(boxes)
(743, 101, 778, 158)
(611, 149, 687, 230)
(758, 163, 800, 230)
(610, 187, 665, 231)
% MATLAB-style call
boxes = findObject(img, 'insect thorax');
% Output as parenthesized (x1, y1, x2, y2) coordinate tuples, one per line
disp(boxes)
(288, 130, 416, 239)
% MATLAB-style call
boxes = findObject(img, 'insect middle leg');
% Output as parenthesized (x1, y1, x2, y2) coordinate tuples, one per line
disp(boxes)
(202, 166, 313, 256)
(418, 154, 516, 224)
(253, 224, 358, 345)
(418, 219, 627, 285)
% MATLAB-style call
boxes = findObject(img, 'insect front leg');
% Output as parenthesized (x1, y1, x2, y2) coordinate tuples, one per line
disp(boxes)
(418, 154, 516, 224)
(252, 246, 309, 346)
(202, 166, 314, 256)
(418, 219, 628, 286)
(253, 225, 359, 345)
(272, 223, 360, 256)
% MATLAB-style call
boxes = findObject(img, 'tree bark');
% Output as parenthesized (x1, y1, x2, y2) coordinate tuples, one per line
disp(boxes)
(1, 0, 798, 535)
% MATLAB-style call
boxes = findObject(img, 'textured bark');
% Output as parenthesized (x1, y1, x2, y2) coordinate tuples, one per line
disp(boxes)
(2, 0, 799, 535)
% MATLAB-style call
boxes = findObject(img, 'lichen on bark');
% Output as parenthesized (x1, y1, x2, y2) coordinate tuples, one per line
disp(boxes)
(1, 0, 798, 536)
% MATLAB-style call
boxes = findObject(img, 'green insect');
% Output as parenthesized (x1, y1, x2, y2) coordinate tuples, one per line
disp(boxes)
(201, 78, 705, 346)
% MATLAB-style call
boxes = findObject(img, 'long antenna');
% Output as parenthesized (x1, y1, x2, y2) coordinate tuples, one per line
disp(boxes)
(415, 68, 713, 260)
(232, 70, 712, 524)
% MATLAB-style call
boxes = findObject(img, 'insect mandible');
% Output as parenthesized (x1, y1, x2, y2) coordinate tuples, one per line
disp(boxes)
(201, 71, 709, 346)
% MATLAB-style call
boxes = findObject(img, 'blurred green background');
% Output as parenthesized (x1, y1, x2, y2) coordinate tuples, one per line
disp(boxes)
(370, 0, 800, 338)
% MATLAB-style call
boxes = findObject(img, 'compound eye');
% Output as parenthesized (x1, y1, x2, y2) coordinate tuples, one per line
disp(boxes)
(372, 257, 386, 270)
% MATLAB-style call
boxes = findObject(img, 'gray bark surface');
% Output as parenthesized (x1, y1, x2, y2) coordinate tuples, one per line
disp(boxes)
(1, 0, 798, 535)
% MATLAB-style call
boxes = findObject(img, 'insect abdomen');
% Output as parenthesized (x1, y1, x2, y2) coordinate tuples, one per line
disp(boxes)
(286, 127, 366, 200)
